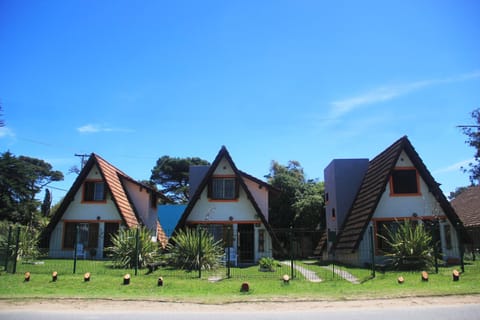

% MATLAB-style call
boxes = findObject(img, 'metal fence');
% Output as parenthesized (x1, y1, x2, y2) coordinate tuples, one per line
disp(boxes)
(1, 224, 467, 283)
(1, 225, 24, 274)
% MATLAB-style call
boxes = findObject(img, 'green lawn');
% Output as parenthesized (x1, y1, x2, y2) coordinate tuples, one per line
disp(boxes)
(0, 259, 479, 303)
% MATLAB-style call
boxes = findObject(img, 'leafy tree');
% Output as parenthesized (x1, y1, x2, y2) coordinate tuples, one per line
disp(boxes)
(448, 186, 469, 200)
(267, 160, 324, 230)
(267, 160, 305, 229)
(379, 219, 434, 270)
(0, 151, 63, 226)
(150, 155, 210, 203)
(167, 228, 224, 271)
(292, 179, 325, 229)
(41, 189, 52, 217)
(107, 226, 160, 268)
(461, 108, 480, 184)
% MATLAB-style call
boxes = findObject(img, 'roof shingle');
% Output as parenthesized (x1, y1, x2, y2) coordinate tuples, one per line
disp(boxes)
(451, 186, 480, 228)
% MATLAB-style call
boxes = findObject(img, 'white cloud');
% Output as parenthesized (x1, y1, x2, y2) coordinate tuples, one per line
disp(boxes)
(433, 158, 474, 175)
(330, 70, 480, 118)
(77, 124, 133, 134)
(0, 126, 15, 138)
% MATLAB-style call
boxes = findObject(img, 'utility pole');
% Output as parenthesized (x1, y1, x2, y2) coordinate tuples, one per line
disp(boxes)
(74, 153, 89, 169)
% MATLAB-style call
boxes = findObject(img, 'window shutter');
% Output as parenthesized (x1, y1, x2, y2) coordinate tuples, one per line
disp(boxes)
(207, 179, 212, 198)
(235, 178, 240, 198)
(63, 222, 77, 249)
(84, 182, 94, 201)
(88, 223, 99, 248)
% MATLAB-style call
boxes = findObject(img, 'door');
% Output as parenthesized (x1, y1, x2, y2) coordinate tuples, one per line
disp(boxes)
(238, 224, 254, 264)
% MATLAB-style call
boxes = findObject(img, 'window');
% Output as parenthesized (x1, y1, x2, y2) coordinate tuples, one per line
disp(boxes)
(208, 177, 238, 200)
(63, 222, 99, 249)
(150, 192, 158, 209)
(331, 208, 336, 220)
(390, 169, 419, 195)
(83, 181, 106, 201)
(204, 224, 233, 247)
(63, 222, 77, 249)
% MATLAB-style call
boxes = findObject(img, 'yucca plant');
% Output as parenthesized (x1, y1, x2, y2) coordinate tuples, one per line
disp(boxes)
(17, 225, 41, 262)
(107, 226, 160, 269)
(0, 223, 41, 262)
(379, 219, 435, 270)
(167, 228, 224, 271)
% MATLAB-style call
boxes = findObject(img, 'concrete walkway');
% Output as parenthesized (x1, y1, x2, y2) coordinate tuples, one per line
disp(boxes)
(281, 261, 322, 282)
(281, 261, 360, 284)
(321, 265, 360, 284)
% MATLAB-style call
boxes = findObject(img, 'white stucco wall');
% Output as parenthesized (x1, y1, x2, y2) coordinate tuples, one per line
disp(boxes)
(188, 188, 258, 222)
(213, 158, 235, 175)
(243, 178, 269, 220)
(186, 155, 272, 263)
(334, 151, 461, 266)
(123, 180, 158, 238)
(49, 165, 122, 258)
(367, 151, 460, 263)
(374, 151, 446, 220)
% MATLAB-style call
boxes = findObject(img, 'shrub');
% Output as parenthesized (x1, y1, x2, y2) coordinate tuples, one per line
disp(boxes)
(106, 226, 160, 269)
(17, 225, 41, 262)
(167, 228, 223, 271)
(258, 256, 277, 272)
(0, 222, 41, 262)
(380, 219, 434, 270)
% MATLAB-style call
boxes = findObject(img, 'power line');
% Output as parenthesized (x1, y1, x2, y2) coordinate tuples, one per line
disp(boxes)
(47, 185, 68, 192)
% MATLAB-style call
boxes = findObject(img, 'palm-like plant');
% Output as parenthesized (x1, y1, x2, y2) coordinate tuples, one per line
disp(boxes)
(380, 219, 434, 270)
(107, 226, 160, 269)
(167, 228, 224, 271)
(17, 225, 41, 262)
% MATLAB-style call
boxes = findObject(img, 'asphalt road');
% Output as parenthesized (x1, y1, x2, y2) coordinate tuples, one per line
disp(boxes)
(1, 304, 480, 320)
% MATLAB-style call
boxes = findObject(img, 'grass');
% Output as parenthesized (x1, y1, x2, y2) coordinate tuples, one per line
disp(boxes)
(0, 259, 479, 304)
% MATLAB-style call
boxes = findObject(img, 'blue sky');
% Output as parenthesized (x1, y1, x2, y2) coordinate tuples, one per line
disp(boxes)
(1, 1, 479, 204)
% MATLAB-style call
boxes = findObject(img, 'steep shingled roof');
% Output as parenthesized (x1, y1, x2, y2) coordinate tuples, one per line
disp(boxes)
(173, 146, 277, 242)
(451, 186, 480, 228)
(45, 153, 168, 248)
(334, 136, 465, 252)
(94, 154, 139, 228)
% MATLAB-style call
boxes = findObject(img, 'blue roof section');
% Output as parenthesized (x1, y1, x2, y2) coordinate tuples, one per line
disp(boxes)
(158, 205, 186, 237)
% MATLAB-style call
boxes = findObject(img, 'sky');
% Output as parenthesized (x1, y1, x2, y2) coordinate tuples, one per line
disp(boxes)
(1, 0, 479, 204)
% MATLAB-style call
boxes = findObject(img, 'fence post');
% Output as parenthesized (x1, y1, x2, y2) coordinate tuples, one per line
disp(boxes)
(460, 232, 465, 273)
(456, 222, 465, 273)
(290, 226, 294, 279)
(12, 226, 21, 274)
(198, 227, 202, 279)
(329, 228, 336, 280)
(226, 225, 232, 279)
(4, 226, 12, 271)
(73, 225, 79, 274)
(134, 227, 139, 276)
(433, 220, 439, 274)
(369, 226, 375, 278)
(227, 246, 231, 278)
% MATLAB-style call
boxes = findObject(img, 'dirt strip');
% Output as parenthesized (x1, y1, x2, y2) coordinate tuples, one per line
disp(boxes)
(1, 295, 479, 313)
